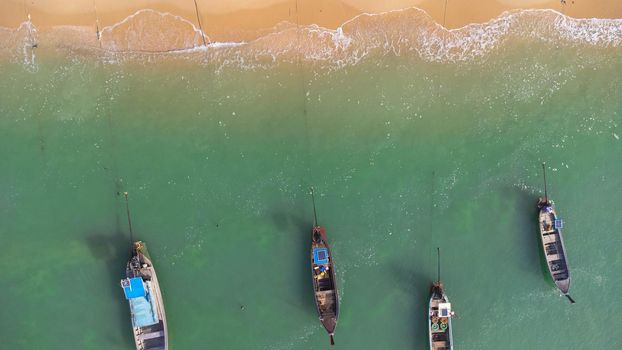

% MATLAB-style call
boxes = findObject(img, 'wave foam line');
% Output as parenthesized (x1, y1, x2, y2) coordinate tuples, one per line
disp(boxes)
(100, 8, 209, 42)
(187, 7, 621, 67)
(1, 7, 621, 67)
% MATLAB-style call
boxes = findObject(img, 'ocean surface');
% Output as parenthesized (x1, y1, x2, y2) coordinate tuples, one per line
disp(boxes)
(0, 8, 621, 350)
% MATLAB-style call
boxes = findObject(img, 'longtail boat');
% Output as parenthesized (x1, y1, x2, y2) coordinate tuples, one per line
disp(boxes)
(310, 188, 339, 345)
(538, 164, 574, 303)
(120, 193, 168, 350)
(429, 248, 454, 350)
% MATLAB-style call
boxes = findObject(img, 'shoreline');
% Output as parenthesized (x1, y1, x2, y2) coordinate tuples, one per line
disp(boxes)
(0, 2, 620, 65)
(1, 0, 622, 43)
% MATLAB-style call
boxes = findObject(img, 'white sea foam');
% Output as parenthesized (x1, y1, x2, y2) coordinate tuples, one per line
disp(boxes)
(0, 18, 39, 70)
(206, 41, 246, 49)
(99, 9, 209, 52)
(100, 8, 208, 41)
(1, 7, 621, 68)
(554, 13, 622, 46)
(209, 7, 622, 67)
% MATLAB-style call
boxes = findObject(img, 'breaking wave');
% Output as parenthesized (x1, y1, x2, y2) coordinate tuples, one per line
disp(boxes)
(1, 7, 621, 68)
(0, 17, 38, 69)
(98, 9, 208, 52)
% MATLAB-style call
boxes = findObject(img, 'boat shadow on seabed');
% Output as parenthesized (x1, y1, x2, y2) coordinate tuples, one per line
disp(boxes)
(270, 205, 317, 315)
(85, 229, 134, 346)
(391, 260, 432, 350)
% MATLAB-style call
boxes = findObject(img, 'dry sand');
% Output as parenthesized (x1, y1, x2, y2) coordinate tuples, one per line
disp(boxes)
(0, 0, 621, 43)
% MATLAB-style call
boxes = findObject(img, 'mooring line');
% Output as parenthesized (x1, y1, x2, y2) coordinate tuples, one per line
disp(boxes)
(192, 0, 208, 47)
(294, 0, 308, 117)
(294, 0, 313, 176)
(92, 0, 102, 49)
(21, 1, 37, 48)
(442, 0, 448, 27)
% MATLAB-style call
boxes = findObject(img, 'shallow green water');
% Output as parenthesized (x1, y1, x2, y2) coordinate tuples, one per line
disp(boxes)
(1, 41, 621, 350)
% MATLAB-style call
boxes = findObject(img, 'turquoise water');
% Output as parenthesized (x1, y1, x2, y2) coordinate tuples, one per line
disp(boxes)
(1, 17, 622, 349)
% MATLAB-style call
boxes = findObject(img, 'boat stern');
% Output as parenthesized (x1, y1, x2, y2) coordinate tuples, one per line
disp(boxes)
(320, 316, 337, 335)
(555, 278, 571, 295)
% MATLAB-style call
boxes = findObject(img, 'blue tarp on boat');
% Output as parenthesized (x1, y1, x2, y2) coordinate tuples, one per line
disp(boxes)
(313, 248, 329, 264)
(121, 277, 159, 327)
(129, 293, 159, 327)
(122, 277, 146, 299)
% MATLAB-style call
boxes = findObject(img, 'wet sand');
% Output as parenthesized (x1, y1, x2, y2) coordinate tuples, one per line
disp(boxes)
(1, 0, 621, 43)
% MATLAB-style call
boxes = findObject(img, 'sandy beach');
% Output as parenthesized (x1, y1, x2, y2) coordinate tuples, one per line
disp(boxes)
(1, 0, 621, 45)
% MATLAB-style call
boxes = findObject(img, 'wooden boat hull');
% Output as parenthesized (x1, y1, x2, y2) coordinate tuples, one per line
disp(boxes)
(310, 226, 339, 344)
(537, 198, 571, 295)
(428, 283, 453, 350)
(125, 241, 168, 350)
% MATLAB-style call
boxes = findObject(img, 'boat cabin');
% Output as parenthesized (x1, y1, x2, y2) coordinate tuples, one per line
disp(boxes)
(438, 303, 452, 318)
